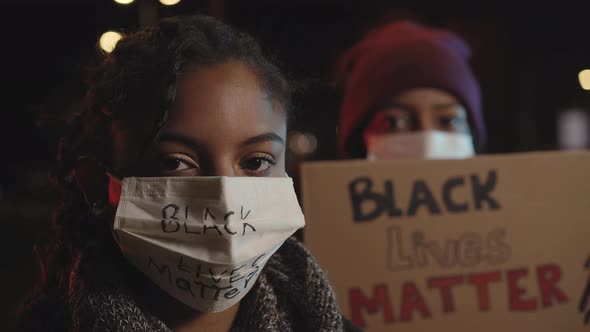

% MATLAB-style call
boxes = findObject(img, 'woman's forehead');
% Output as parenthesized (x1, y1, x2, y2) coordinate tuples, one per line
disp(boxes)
(161, 62, 286, 145)
(111, 62, 286, 170)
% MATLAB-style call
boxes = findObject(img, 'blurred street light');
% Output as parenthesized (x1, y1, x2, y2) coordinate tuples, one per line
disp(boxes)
(558, 109, 589, 150)
(114, 0, 135, 4)
(578, 69, 590, 90)
(99, 31, 123, 53)
(289, 131, 318, 156)
(159, 0, 181, 5)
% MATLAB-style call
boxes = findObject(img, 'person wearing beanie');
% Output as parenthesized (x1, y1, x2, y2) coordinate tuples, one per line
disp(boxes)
(337, 21, 485, 160)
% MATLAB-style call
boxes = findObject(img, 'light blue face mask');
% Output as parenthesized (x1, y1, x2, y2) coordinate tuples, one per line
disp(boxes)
(366, 130, 475, 161)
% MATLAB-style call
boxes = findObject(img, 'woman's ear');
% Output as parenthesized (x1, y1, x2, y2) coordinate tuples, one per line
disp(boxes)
(73, 157, 109, 216)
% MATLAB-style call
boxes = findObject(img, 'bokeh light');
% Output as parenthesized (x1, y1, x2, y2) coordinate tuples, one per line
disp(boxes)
(99, 31, 123, 54)
(578, 69, 590, 90)
(159, 0, 182, 6)
(289, 131, 318, 156)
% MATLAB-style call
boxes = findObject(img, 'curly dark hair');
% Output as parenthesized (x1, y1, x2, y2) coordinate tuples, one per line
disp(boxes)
(19, 15, 291, 329)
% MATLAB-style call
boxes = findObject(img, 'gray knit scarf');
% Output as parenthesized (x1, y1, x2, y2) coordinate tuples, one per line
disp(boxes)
(77, 238, 350, 331)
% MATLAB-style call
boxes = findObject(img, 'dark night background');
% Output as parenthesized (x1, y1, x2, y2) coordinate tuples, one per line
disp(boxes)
(2, 0, 590, 329)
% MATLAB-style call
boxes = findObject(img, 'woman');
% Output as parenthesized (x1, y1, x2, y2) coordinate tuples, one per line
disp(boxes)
(19, 15, 358, 332)
(337, 21, 485, 160)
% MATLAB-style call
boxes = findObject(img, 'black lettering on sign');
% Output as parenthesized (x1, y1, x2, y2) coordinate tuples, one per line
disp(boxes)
(407, 180, 441, 216)
(471, 170, 501, 210)
(162, 204, 180, 220)
(193, 281, 232, 301)
(209, 268, 231, 284)
(176, 277, 195, 297)
(251, 253, 266, 268)
(384, 180, 403, 217)
(204, 224, 222, 236)
(224, 288, 241, 300)
(240, 206, 251, 220)
(349, 177, 387, 222)
(442, 176, 469, 212)
(348, 170, 502, 223)
(242, 223, 256, 235)
(224, 211, 235, 221)
(147, 256, 172, 284)
(161, 204, 180, 233)
(184, 222, 201, 234)
(243, 253, 266, 288)
(229, 265, 246, 283)
(224, 224, 237, 235)
(204, 208, 217, 221)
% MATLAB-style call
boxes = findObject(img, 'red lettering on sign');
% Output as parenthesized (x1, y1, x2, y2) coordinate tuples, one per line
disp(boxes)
(468, 271, 502, 311)
(400, 282, 431, 321)
(536, 264, 568, 307)
(428, 275, 464, 313)
(346, 263, 569, 328)
(507, 268, 537, 311)
(349, 284, 395, 327)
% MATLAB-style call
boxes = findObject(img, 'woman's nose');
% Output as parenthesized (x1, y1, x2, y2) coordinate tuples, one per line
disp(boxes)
(205, 159, 236, 177)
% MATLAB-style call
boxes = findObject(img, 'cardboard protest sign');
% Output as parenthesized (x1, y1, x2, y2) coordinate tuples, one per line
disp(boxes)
(301, 151, 590, 331)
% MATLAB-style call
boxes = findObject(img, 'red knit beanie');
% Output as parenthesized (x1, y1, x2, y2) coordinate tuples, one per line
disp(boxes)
(337, 21, 484, 158)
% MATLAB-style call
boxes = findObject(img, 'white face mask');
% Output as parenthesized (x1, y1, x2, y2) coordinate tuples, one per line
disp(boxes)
(366, 130, 475, 161)
(111, 176, 305, 313)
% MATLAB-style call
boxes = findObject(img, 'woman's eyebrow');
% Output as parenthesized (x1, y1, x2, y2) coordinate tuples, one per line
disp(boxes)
(378, 101, 415, 113)
(157, 132, 206, 152)
(433, 102, 462, 111)
(240, 133, 285, 147)
(157, 132, 284, 149)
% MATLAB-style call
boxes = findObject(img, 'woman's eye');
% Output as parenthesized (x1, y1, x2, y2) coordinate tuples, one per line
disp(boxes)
(240, 156, 276, 174)
(439, 116, 455, 128)
(440, 116, 467, 130)
(157, 156, 198, 175)
(386, 116, 410, 131)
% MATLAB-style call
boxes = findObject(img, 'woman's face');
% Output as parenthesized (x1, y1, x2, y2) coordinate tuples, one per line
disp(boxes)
(363, 88, 471, 138)
(112, 61, 287, 178)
